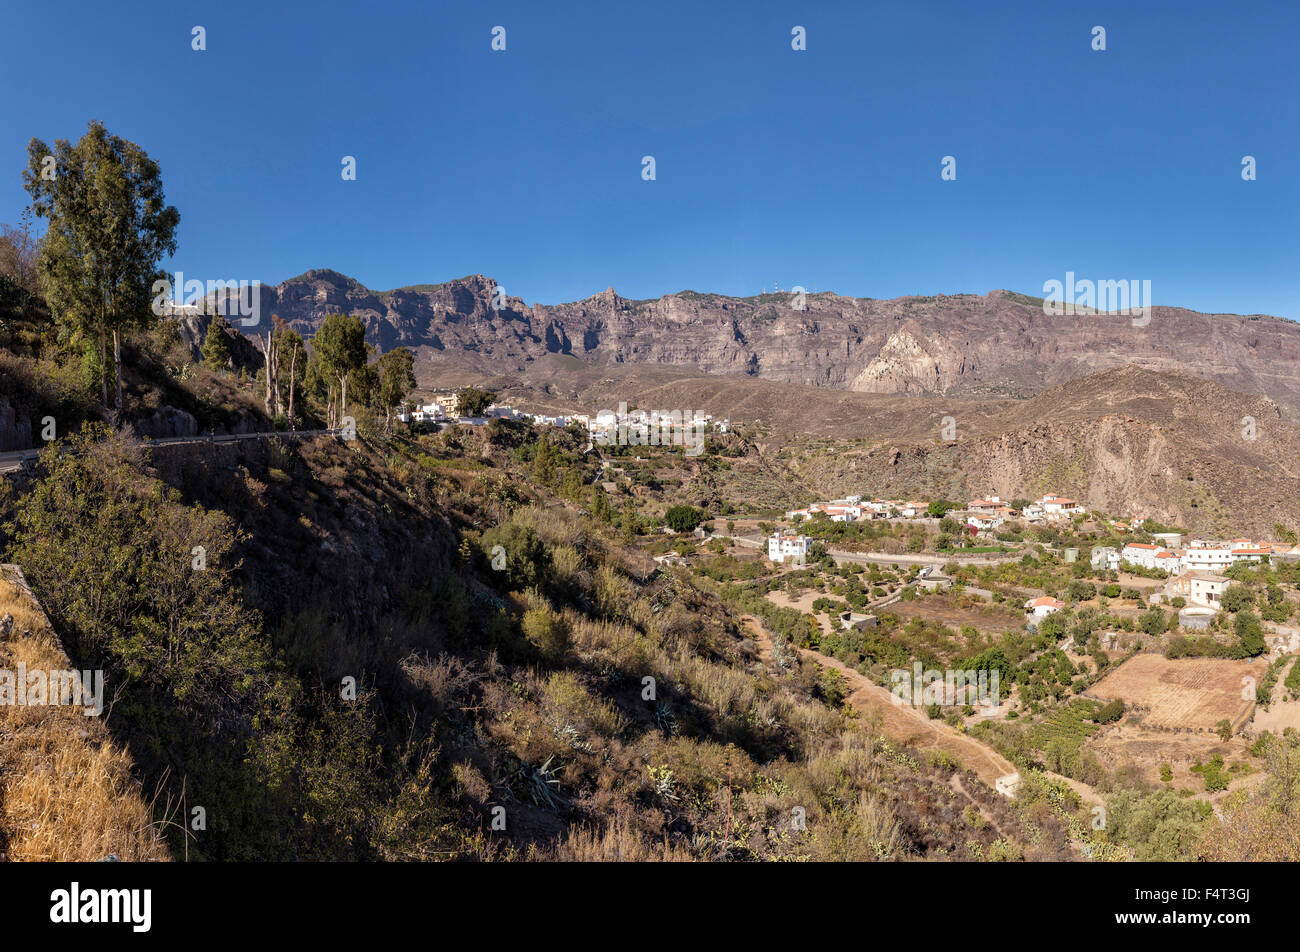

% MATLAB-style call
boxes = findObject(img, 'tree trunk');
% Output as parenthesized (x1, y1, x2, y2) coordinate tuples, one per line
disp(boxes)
(269, 332, 280, 416)
(260, 331, 275, 418)
(287, 350, 297, 428)
(99, 327, 108, 407)
(112, 327, 123, 419)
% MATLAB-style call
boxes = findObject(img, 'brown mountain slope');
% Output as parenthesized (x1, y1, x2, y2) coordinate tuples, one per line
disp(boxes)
(227, 270, 1300, 416)
(787, 366, 1300, 536)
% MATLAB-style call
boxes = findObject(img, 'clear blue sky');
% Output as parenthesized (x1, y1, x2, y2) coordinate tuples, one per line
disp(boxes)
(2, 0, 1297, 317)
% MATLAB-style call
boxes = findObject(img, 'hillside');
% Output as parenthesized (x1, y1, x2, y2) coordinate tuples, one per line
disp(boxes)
(230, 270, 1300, 416)
(783, 367, 1300, 536)
(471, 362, 1300, 535)
(0, 424, 1062, 861)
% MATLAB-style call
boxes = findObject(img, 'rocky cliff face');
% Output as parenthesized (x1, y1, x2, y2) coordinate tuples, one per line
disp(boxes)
(230, 271, 1300, 415)
(173, 310, 262, 374)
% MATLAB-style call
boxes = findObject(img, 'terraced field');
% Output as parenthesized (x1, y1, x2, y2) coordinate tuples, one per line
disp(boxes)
(1088, 654, 1258, 732)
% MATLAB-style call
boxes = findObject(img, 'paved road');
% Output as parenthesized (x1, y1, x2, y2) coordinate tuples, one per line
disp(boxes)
(0, 428, 340, 474)
(717, 533, 1018, 569)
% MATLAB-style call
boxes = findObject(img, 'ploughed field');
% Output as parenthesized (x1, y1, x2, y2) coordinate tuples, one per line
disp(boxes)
(1087, 654, 1258, 732)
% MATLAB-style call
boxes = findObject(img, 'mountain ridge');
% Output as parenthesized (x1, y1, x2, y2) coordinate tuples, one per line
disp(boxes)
(217, 270, 1300, 415)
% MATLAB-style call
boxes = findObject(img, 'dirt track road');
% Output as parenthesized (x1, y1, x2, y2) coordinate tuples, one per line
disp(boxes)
(744, 615, 1016, 788)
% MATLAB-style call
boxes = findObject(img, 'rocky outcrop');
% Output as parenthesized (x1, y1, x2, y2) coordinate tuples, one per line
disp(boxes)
(130, 406, 199, 440)
(0, 394, 32, 451)
(850, 322, 969, 394)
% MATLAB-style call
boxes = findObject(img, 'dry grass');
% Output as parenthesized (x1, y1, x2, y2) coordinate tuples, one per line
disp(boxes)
(0, 569, 171, 861)
(549, 816, 697, 861)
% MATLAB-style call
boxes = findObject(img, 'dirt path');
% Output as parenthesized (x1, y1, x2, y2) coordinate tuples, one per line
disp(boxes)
(744, 615, 1016, 789)
(949, 774, 1015, 840)
(1253, 655, 1300, 733)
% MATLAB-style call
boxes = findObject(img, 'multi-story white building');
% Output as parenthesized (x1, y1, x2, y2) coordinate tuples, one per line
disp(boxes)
(1180, 545, 1234, 573)
(768, 532, 811, 565)
(1229, 539, 1271, 563)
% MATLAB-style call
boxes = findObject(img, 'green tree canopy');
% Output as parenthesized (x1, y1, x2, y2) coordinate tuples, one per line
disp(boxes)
(312, 312, 368, 425)
(1221, 584, 1253, 613)
(24, 120, 179, 415)
(456, 387, 496, 417)
(479, 523, 551, 592)
(665, 505, 706, 533)
(276, 326, 307, 425)
(375, 347, 416, 433)
(201, 319, 231, 371)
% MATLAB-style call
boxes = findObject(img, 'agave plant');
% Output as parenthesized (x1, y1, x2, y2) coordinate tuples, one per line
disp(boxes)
(552, 722, 593, 754)
(519, 755, 566, 808)
(653, 701, 677, 735)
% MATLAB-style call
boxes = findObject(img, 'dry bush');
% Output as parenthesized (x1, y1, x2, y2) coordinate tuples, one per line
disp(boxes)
(549, 544, 585, 589)
(510, 505, 587, 550)
(595, 564, 637, 620)
(805, 792, 903, 862)
(399, 652, 478, 709)
(542, 671, 626, 739)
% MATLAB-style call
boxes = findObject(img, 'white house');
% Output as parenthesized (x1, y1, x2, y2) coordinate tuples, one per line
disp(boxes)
(1022, 503, 1047, 522)
(768, 532, 811, 565)
(1040, 495, 1083, 517)
(823, 504, 862, 522)
(1120, 542, 1170, 571)
(1091, 546, 1119, 571)
(1154, 549, 1181, 574)
(1229, 540, 1271, 563)
(1167, 571, 1230, 608)
(1024, 596, 1065, 619)
(965, 511, 1004, 531)
(411, 402, 449, 424)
